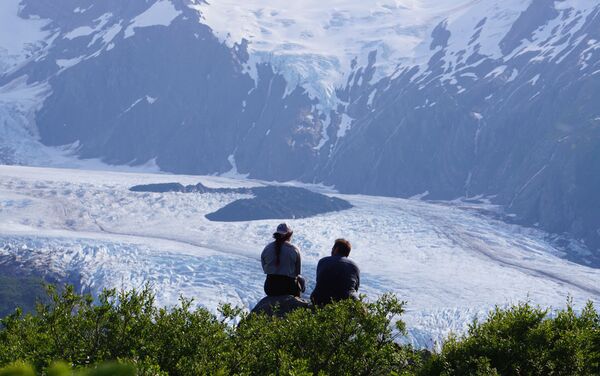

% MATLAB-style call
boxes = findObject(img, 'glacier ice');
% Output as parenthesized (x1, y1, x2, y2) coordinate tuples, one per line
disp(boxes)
(1, 165, 599, 348)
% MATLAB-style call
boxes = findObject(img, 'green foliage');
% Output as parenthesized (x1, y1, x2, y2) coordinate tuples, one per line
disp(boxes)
(227, 293, 418, 375)
(423, 300, 600, 376)
(0, 361, 135, 376)
(0, 285, 418, 375)
(1, 285, 598, 375)
(0, 361, 35, 376)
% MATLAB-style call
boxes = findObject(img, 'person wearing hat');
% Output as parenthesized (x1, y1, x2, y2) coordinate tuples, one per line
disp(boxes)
(261, 223, 306, 297)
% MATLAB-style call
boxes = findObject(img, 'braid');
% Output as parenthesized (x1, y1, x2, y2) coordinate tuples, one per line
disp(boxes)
(273, 233, 291, 267)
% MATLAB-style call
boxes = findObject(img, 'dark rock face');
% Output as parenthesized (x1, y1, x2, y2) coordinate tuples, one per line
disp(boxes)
(205, 186, 352, 222)
(3, 0, 600, 260)
(314, 2, 600, 257)
(129, 183, 352, 221)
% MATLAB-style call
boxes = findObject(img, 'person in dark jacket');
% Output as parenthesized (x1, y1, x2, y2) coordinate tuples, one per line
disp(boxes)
(261, 223, 306, 297)
(310, 238, 360, 306)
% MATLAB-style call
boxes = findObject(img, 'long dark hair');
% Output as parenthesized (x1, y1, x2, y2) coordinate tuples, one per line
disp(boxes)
(273, 232, 292, 266)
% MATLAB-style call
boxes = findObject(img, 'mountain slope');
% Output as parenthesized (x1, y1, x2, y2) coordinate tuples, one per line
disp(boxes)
(317, 0, 600, 254)
(0, 0, 599, 258)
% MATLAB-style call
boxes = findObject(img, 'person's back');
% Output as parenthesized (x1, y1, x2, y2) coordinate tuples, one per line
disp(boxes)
(261, 241, 300, 278)
(311, 239, 360, 306)
(261, 223, 305, 297)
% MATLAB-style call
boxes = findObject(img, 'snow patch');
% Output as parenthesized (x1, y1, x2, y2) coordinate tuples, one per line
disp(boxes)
(123, 97, 144, 113)
(460, 72, 478, 79)
(124, 0, 181, 39)
(314, 112, 331, 150)
(485, 65, 507, 79)
(73, 6, 92, 14)
(409, 191, 430, 200)
(528, 74, 540, 86)
(512, 165, 548, 206)
(65, 13, 113, 42)
(56, 56, 85, 69)
(123, 96, 158, 113)
(367, 88, 377, 107)
(222, 154, 249, 179)
(64, 26, 96, 40)
(99, 22, 123, 46)
(336, 113, 353, 138)
(471, 112, 483, 121)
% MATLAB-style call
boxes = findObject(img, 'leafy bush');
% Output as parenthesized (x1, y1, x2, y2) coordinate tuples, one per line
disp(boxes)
(422, 300, 600, 375)
(0, 361, 135, 376)
(1, 285, 598, 375)
(0, 285, 418, 375)
(227, 294, 417, 375)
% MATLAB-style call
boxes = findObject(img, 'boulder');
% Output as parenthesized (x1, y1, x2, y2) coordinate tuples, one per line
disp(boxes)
(251, 295, 312, 317)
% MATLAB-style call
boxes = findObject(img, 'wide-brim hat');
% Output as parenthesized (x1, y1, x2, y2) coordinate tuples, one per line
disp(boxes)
(274, 223, 293, 235)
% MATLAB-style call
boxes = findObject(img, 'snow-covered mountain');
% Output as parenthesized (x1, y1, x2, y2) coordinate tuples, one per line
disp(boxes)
(1, 165, 599, 349)
(1, 0, 599, 258)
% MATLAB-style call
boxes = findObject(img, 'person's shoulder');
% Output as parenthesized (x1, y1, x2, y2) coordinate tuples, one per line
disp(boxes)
(343, 257, 360, 270)
(262, 241, 275, 253)
(317, 255, 336, 265)
(286, 242, 301, 254)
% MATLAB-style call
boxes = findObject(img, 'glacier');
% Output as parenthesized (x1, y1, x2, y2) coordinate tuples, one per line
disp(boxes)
(1, 165, 599, 349)
(191, 0, 530, 107)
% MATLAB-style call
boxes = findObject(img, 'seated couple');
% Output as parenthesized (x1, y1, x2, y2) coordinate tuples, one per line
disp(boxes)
(260, 223, 360, 307)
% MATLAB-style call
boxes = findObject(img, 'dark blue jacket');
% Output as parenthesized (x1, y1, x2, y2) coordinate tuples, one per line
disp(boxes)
(310, 255, 360, 306)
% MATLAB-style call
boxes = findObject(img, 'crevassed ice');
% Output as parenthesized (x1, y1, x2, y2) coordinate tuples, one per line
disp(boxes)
(192, 0, 529, 105)
(0, 166, 599, 348)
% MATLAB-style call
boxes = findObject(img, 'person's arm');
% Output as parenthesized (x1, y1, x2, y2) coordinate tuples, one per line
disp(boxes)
(310, 259, 323, 304)
(355, 265, 360, 291)
(260, 246, 269, 273)
(295, 247, 302, 276)
(315, 258, 323, 278)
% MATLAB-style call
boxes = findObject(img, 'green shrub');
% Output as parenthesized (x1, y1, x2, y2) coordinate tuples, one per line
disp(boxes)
(2, 285, 598, 375)
(422, 300, 600, 375)
(227, 294, 417, 375)
(0, 361, 35, 376)
(0, 285, 418, 375)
